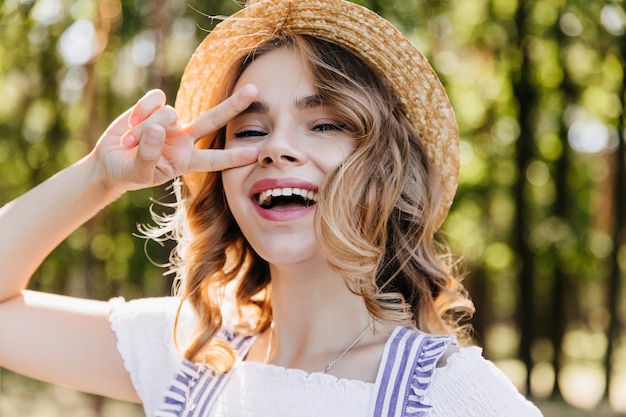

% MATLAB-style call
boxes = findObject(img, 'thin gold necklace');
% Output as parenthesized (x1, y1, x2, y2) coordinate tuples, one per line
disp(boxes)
(263, 321, 374, 373)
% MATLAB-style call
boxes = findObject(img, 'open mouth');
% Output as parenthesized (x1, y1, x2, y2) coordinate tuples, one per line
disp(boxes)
(255, 187, 318, 209)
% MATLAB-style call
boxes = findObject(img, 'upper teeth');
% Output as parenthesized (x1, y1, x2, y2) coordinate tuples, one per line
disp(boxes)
(257, 187, 318, 206)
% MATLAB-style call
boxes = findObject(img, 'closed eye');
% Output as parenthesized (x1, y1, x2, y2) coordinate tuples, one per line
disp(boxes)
(312, 122, 346, 133)
(234, 129, 267, 138)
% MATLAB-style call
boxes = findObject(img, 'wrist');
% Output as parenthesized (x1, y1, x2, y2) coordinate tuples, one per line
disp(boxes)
(79, 152, 126, 202)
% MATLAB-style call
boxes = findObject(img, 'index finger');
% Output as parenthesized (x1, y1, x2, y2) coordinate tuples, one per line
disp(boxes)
(185, 84, 258, 140)
(188, 147, 259, 173)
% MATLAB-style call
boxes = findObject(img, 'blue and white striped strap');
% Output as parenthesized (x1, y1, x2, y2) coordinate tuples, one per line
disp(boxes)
(154, 329, 255, 417)
(372, 326, 454, 417)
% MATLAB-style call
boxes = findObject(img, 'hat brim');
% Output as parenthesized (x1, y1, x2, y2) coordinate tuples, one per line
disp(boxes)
(174, 0, 459, 230)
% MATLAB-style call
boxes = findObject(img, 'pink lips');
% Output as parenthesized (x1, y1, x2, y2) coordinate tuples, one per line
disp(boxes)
(250, 177, 318, 222)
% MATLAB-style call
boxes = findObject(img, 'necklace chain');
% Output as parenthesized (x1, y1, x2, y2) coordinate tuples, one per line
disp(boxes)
(264, 321, 374, 373)
(186, 321, 373, 410)
(322, 322, 373, 373)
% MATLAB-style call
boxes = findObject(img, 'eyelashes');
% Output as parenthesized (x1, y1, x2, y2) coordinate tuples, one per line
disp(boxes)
(233, 122, 346, 139)
(312, 122, 346, 133)
(234, 129, 266, 138)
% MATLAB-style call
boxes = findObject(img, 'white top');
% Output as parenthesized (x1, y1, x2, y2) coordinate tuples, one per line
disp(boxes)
(213, 361, 373, 417)
(109, 297, 543, 417)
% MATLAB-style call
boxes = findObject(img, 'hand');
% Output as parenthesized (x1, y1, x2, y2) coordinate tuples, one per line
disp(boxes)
(92, 85, 260, 192)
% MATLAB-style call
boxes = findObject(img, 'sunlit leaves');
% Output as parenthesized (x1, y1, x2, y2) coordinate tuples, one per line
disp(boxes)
(1, 0, 624, 408)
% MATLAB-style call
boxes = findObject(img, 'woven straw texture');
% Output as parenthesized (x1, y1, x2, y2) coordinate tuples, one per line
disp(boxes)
(174, 0, 459, 229)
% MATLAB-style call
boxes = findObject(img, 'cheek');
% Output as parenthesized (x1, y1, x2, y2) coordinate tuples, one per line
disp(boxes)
(319, 141, 357, 172)
(221, 163, 258, 228)
(221, 169, 243, 212)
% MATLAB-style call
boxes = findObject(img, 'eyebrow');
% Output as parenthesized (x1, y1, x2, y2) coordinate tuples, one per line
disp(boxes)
(241, 100, 269, 115)
(294, 94, 323, 110)
(240, 94, 324, 115)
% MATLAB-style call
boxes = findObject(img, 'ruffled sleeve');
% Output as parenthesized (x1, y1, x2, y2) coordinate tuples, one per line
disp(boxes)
(108, 296, 196, 417)
(371, 327, 455, 417)
(423, 346, 544, 417)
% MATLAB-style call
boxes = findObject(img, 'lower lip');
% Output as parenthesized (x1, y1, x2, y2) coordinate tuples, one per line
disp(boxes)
(252, 201, 316, 222)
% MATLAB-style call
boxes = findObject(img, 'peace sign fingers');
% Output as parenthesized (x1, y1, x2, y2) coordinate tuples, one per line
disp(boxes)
(185, 84, 258, 142)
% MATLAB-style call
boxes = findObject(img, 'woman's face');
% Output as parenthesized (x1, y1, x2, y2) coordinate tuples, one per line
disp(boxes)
(222, 48, 357, 267)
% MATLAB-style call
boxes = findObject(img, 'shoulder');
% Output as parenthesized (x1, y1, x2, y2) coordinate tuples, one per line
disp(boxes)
(108, 296, 251, 416)
(373, 327, 454, 416)
(108, 296, 195, 416)
(424, 346, 544, 416)
(376, 328, 542, 416)
(385, 327, 456, 372)
(109, 295, 182, 318)
(109, 295, 200, 345)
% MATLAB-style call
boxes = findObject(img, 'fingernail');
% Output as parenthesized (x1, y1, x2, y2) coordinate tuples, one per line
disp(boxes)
(130, 115, 141, 126)
(121, 133, 136, 148)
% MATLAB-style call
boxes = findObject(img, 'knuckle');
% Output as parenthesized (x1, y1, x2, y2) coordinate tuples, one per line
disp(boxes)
(139, 143, 159, 160)
(204, 111, 221, 132)
(158, 106, 178, 127)
(208, 151, 217, 168)
(166, 107, 180, 128)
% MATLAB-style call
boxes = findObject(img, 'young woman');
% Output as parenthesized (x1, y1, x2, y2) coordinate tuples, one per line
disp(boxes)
(0, 0, 543, 416)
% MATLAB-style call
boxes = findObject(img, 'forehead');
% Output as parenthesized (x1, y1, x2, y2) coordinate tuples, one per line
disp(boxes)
(234, 48, 316, 100)
(237, 47, 309, 78)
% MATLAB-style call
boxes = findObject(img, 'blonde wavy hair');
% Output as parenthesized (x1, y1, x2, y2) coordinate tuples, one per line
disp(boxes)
(150, 33, 474, 372)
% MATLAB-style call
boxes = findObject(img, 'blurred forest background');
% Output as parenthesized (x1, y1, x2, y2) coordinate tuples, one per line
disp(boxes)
(0, 0, 625, 415)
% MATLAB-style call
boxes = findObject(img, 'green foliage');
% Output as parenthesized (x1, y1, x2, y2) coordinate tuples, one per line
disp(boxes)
(1, 0, 625, 407)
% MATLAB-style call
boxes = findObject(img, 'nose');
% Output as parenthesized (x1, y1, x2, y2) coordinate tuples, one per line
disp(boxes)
(258, 130, 306, 167)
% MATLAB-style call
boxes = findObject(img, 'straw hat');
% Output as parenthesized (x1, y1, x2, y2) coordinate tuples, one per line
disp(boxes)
(175, 0, 459, 229)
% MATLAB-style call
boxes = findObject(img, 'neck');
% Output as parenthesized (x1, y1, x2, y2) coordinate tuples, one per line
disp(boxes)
(269, 262, 369, 324)
(265, 262, 373, 369)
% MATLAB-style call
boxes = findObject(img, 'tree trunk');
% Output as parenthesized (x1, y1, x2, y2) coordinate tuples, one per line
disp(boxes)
(513, 0, 536, 395)
(604, 34, 626, 400)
